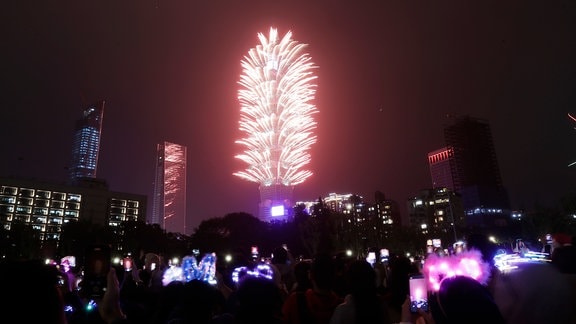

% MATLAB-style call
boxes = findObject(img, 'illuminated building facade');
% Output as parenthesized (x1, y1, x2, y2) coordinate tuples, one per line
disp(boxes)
(323, 193, 354, 213)
(0, 176, 145, 242)
(299, 192, 401, 251)
(407, 188, 464, 242)
(69, 100, 105, 183)
(151, 142, 187, 235)
(428, 147, 455, 190)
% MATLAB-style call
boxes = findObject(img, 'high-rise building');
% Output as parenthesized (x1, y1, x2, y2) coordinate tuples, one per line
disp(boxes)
(444, 116, 503, 192)
(69, 100, 105, 183)
(429, 116, 510, 230)
(151, 142, 187, 235)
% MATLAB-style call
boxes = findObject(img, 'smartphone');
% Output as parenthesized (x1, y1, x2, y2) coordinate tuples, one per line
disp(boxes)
(409, 274, 429, 313)
(366, 252, 376, 267)
(380, 248, 389, 263)
(251, 246, 259, 260)
(81, 244, 111, 299)
(123, 257, 133, 271)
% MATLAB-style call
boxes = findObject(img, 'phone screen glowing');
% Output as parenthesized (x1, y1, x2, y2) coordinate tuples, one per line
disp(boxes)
(409, 276, 429, 313)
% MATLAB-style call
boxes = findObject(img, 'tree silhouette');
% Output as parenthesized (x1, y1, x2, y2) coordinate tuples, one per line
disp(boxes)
(191, 212, 267, 256)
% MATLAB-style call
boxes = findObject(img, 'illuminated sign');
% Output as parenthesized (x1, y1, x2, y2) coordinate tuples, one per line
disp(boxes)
(271, 205, 285, 217)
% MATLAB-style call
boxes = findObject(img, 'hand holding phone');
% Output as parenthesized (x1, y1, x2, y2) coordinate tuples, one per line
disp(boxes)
(409, 274, 429, 313)
(81, 245, 111, 299)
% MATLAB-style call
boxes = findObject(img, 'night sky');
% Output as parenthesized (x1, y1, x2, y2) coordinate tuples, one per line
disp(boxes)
(2, 1, 576, 231)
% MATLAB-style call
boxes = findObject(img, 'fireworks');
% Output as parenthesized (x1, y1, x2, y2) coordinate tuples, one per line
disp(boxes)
(234, 28, 318, 187)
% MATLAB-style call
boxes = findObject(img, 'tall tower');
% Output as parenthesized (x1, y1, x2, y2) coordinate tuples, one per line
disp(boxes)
(234, 28, 318, 223)
(151, 142, 187, 235)
(69, 100, 105, 183)
(440, 116, 510, 227)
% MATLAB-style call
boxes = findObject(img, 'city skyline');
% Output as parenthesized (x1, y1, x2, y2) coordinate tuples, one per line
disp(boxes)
(2, 1, 575, 230)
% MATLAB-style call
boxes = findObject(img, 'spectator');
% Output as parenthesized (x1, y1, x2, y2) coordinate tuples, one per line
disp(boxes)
(150, 280, 186, 323)
(1, 259, 68, 324)
(401, 275, 505, 324)
(290, 260, 312, 293)
(234, 275, 284, 324)
(330, 259, 392, 324)
(272, 245, 296, 292)
(282, 253, 343, 324)
(492, 262, 574, 324)
(332, 252, 353, 299)
(139, 253, 162, 289)
(551, 233, 576, 274)
(159, 279, 227, 324)
(382, 254, 417, 322)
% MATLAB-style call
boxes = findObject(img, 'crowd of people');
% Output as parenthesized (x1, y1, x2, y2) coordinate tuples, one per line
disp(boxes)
(1, 232, 576, 324)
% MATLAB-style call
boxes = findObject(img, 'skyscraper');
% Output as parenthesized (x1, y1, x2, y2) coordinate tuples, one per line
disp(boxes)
(151, 141, 187, 235)
(444, 116, 503, 192)
(234, 28, 318, 223)
(430, 116, 510, 229)
(69, 100, 105, 183)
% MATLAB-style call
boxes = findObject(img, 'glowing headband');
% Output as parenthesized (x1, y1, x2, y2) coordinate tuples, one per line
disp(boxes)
(163, 253, 217, 286)
(423, 249, 490, 291)
(231, 263, 274, 284)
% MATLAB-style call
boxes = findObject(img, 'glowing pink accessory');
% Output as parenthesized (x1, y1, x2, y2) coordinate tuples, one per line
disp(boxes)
(423, 249, 490, 291)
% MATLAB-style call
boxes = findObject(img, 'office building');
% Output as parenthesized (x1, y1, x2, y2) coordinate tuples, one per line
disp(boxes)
(69, 100, 105, 183)
(151, 142, 187, 235)
(0, 176, 146, 242)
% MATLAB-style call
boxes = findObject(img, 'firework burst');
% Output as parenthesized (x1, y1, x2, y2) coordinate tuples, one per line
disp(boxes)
(234, 28, 318, 187)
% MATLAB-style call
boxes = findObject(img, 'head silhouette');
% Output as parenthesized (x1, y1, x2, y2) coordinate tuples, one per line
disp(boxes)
(431, 275, 505, 324)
